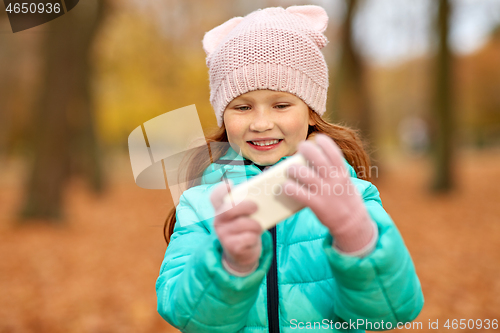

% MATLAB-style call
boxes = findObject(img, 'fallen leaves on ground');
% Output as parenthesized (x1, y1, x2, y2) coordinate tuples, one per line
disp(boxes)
(1, 149, 499, 332)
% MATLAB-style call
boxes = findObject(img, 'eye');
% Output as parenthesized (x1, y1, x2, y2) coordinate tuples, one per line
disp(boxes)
(234, 105, 251, 111)
(274, 104, 290, 109)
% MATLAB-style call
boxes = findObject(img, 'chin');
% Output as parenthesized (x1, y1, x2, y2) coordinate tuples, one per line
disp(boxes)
(252, 155, 281, 166)
(243, 145, 286, 166)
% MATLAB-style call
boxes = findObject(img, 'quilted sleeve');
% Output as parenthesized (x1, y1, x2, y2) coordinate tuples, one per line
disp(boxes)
(321, 181, 424, 331)
(155, 192, 274, 333)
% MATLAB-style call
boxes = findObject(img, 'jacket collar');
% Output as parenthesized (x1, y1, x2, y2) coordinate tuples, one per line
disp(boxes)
(200, 146, 292, 185)
(200, 145, 357, 186)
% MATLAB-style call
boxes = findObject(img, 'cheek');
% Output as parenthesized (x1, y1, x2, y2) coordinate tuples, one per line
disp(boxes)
(224, 116, 245, 143)
(282, 117, 309, 138)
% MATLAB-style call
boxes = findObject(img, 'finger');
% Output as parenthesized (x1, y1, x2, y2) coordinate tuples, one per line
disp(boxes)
(314, 134, 346, 172)
(282, 179, 317, 207)
(286, 164, 322, 188)
(296, 140, 331, 178)
(215, 216, 263, 235)
(210, 179, 233, 210)
(216, 199, 259, 223)
(224, 232, 261, 256)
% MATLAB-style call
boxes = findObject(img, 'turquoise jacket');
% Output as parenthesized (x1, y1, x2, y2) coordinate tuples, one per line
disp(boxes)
(156, 146, 424, 332)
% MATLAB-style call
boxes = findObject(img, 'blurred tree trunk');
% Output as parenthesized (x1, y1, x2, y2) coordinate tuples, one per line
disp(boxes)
(331, 0, 377, 166)
(20, 0, 110, 220)
(430, 0, 454, 192)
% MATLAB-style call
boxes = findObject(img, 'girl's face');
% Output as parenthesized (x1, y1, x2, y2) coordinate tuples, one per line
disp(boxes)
(223, 89, 315, 166)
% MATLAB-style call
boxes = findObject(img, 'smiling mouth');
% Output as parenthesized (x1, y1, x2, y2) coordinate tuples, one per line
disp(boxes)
(247, 139, 283, 147)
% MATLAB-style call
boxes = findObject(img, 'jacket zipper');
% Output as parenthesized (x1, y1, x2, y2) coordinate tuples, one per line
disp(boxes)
(218, 158, 281, 331)
(267, 225, 280, 332)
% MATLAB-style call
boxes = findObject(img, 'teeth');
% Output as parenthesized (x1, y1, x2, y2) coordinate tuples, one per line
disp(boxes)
(252, 139, 280, 146)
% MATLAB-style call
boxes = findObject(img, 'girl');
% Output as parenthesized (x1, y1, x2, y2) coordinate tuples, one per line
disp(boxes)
(156, 5, 424, 332)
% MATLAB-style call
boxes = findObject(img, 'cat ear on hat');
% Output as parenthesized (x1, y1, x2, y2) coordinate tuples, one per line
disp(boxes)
(202, 16, 244, 56)
(286, 5, 328, 33)
(286, 5, 329, 48)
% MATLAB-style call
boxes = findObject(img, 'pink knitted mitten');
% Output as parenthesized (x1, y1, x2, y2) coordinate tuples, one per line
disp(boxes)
(210, 181, 263, 276)
(283, 134, 378, 256)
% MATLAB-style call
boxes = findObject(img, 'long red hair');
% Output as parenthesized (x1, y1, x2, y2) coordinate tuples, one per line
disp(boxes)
(163, 109, 372, 244)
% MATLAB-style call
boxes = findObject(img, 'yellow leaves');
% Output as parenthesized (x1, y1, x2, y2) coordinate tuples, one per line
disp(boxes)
(93, 10, 215, 147)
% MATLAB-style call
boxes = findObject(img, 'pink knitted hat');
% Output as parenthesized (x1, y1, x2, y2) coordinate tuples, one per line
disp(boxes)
(202, 5, 329, 127)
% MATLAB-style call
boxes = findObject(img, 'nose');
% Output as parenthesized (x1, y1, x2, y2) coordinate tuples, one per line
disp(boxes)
(249, 107, 274, 132)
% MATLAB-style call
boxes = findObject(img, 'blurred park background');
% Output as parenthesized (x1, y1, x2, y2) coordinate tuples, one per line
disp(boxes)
(1, 0, 500, 332)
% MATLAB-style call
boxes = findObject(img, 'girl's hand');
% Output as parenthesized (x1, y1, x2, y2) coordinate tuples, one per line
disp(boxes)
(283, 133, 376, 254)
(210, 181, 264, 275)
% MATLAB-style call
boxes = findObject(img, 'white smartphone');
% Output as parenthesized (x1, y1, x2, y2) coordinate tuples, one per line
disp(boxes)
(222, 153, 307, 230)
